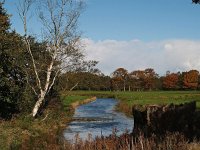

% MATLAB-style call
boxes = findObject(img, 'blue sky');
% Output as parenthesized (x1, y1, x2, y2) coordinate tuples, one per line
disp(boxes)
(80, 0, 200, 41)
(5, 0, 200, 41)
(4, 0, 200, 75)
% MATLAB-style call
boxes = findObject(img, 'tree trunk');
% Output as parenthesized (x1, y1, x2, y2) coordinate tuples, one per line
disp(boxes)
(123, 80, 126, 91)
(32, 91, 45, 117)
(32, 60, 54, 117)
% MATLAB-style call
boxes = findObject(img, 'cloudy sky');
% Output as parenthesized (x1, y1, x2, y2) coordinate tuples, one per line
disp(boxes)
(5, 0, 200, 75)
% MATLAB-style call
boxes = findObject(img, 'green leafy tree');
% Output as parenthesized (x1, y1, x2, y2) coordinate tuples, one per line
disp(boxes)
(0, 2, 26, 118)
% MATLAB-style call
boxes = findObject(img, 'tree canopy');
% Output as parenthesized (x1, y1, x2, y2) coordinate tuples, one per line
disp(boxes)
(192, 0, 200, 4)
(0, 2, 26, 118)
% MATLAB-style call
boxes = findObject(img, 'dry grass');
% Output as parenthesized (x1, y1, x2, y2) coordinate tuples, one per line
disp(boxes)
(63, 131, 200, 150)
(0, 99, 72, 149)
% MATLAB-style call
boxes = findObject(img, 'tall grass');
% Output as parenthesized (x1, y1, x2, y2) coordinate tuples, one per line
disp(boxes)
(63, 131, 199, 150)
(0, 99, 71, 149)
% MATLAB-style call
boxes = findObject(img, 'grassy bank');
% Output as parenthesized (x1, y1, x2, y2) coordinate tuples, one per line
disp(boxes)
(62, 95, 91, 110)
(0, 99, 68, 149)
(67, 90, 200, 116)
(0, 95, 94, 149)
(68, 91, 200, 106)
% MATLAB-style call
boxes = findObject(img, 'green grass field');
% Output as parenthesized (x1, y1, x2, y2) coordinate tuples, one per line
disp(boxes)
(65, 91, 200, 109)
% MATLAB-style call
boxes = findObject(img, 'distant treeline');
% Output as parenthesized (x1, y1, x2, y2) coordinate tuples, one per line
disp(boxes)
(58, 68, 200, 91)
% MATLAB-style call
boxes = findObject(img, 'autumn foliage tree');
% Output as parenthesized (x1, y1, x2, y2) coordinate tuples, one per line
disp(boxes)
(143, 68, 158, 90)
(111, 68, 128, 91)
(128, 68, 158, 91)
(183, 70, 199, 90)
(162, 73, 179, 90)
(129, 70, 145, 91)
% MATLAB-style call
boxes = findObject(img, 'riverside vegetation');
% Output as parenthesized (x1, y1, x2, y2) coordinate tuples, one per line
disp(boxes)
(62, 91, 200, 150)
(1, 91, 200, 149)
(1, 0, 200, 149)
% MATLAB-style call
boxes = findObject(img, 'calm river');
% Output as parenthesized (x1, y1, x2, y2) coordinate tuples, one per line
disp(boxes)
(64, 98, 134, 141)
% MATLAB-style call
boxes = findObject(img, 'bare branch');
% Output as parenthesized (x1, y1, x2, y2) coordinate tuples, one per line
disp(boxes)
(17, 0, 43, 92)
(24, 38, 43, 92)
(25, 70, 38, 96)
(47, 69, 60, 94)
(0, 0, 6, 4)
(69, 82, 79, 91)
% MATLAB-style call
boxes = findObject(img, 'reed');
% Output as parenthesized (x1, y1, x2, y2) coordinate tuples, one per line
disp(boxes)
(63, 131, 200, 150)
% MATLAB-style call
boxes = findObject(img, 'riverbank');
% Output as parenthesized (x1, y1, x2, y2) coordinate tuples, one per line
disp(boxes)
(0, 98, 69, 149)
(67, 90, 200, 115)
(0, 95, 95, 149)
(1, 91, 200, 149)
(62, 91, 200, 149)
(70, 96, 96, 109)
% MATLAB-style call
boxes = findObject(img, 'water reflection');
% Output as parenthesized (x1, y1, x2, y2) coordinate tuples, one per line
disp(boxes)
(64, 98, 134, 141)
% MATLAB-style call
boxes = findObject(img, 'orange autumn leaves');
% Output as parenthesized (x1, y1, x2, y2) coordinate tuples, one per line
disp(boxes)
(111, 68, 158, 91)
(111, 68, 199, 91)
(163, 70, 199, 90)
(163, 73, 179, 89)
(183, 70, 199, 89)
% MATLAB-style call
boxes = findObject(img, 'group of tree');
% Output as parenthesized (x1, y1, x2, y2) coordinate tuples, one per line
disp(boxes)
(0, 0, 96, 119)
(162, 70, 199, 90)
(58, 72, 111, 91)
(111, 68, 159, 91)
(58, 67, 200, 92)
(111, 68, 200, 91)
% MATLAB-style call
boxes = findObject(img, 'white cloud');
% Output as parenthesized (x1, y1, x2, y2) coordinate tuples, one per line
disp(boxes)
(82, 38, 200, 76)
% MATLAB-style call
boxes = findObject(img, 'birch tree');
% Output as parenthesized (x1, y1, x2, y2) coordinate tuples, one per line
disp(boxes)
(18, 0, 84, 117)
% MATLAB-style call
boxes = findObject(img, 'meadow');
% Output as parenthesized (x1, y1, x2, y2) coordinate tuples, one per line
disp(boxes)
(65, 90, 200, 109)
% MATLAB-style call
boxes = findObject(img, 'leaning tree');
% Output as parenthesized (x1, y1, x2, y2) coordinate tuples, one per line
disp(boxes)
(18, 0, 85, 117)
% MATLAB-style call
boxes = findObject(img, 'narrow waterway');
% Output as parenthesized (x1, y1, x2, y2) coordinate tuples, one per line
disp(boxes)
(64, 98, 134, 141)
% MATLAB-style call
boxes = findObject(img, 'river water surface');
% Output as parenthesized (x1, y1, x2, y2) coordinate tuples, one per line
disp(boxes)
(64, 98, 134, 141)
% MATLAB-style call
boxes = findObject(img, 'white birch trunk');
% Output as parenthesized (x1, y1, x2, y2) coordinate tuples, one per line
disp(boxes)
(32, 59, 54, 117)
(32, 91, 45, 117)
(18, 0, 83, 118)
